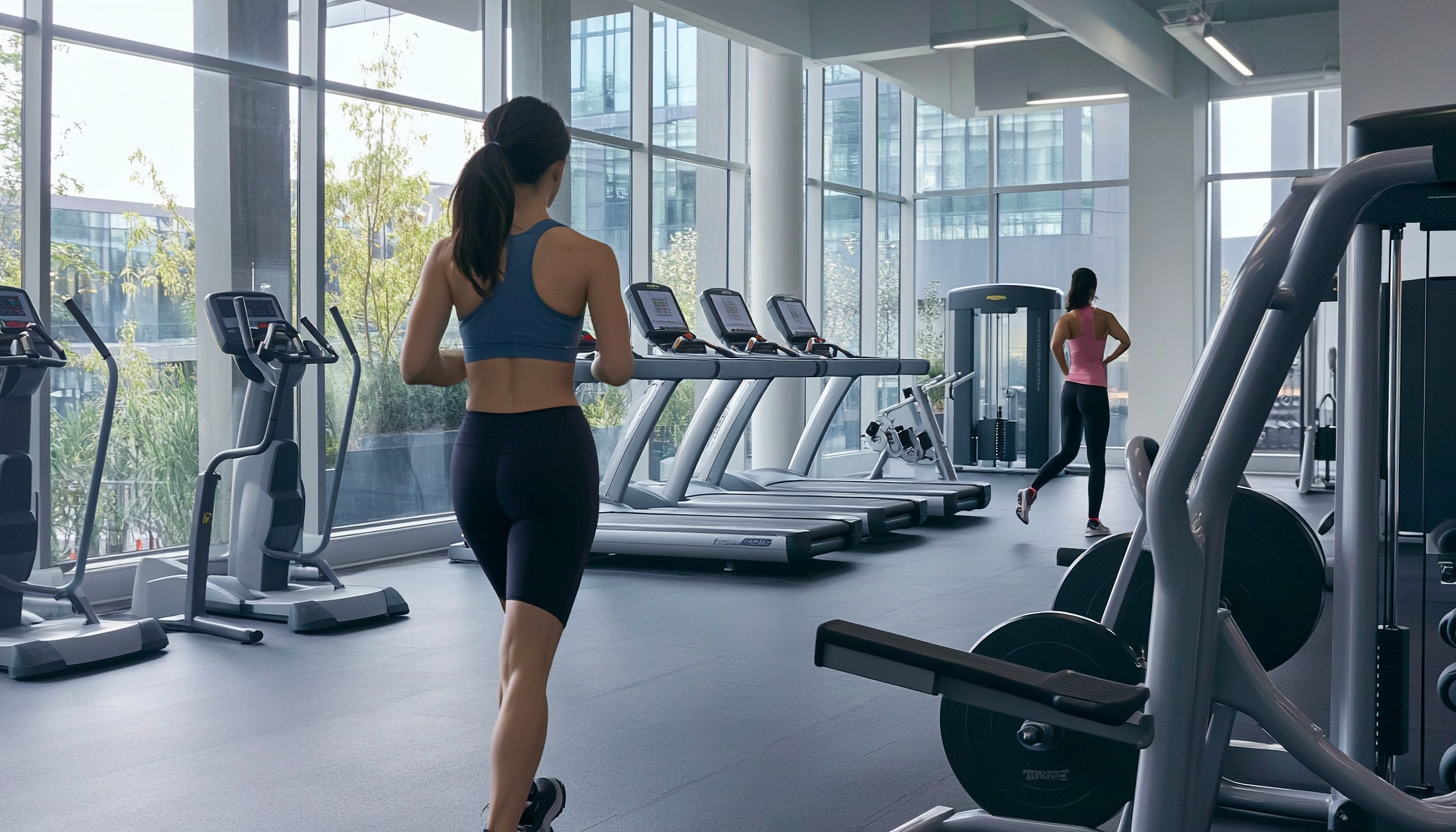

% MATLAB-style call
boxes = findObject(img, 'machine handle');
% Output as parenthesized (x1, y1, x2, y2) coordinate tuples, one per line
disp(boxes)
(328, 306, 359, 357)
(24, 322, 67, 362)
(233, 297, 280, 383)
(0, 354, 65, 368)
(299, 315, 332, 354)
(63, 297, 109, 360)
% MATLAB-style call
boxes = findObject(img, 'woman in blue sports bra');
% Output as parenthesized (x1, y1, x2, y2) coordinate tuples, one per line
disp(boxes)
(401, 96, 633, 832)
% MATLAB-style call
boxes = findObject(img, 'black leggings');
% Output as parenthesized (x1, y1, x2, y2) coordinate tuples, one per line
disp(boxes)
(450, 406, 599, 626)
(1030, 381, 1110, 518)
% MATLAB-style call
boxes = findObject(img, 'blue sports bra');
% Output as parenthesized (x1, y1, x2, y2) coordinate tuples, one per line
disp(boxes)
(459, 218, 583, 364)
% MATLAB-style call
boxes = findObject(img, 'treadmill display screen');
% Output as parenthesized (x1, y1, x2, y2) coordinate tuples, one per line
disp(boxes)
(638, 289, 688, 332)
(0, 292, 33, 323)
(709, 293, 757, 333)
(773, 297, 817, 338)
(216, 297, 286, 330)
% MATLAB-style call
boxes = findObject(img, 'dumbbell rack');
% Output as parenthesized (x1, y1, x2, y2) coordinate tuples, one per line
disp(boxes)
(1421, 525, 1456, 792)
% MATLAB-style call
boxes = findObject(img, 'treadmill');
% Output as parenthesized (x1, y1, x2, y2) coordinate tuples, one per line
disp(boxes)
(452, 335, 860, 565)
(615, 283, 927, 537)
(694, 289, 990, 516)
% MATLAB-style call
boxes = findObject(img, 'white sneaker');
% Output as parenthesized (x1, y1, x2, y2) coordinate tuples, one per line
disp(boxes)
(1085, 521, 1112, 537)
(1015, 488, 1036, 525)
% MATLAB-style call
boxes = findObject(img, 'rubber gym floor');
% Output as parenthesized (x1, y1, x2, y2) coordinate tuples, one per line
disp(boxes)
(2, 472, 1336, 832)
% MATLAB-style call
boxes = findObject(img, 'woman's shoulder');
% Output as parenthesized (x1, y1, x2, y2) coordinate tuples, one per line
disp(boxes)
(539, 225, 617, 268)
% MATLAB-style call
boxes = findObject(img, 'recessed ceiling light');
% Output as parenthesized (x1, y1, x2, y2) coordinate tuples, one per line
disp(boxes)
(1203, 34, 1254, 77)
(1026, 92, 1130, 106)
(930, 23, 1028, 50)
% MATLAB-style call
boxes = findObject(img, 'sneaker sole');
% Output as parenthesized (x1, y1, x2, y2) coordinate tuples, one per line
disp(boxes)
(537, 780, 565, 832)
(1016, 493, 1031, 525)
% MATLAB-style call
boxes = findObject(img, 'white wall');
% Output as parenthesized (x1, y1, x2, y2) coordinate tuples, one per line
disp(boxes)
(1126, 51, 1209, 443)
(1340, 0, 1456, 124)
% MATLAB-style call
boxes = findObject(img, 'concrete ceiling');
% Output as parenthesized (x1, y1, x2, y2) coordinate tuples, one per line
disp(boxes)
(1127, 0, 1339, 24)
(641, 0, 1341, 117)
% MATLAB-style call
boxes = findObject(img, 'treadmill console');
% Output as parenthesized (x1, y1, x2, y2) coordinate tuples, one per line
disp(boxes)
(624, 282, 710, 354)
(0, 287, 40, 333)
(205, 291, 293, 355)
(698, 288, 789, 355)
(765, 294, 854, 357)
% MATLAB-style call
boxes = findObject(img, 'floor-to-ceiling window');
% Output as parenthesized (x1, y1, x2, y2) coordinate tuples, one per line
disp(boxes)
(567, 9, 748, 479)
(908, 98, 1130, 445)
(805, 67, 909, 463)
(1207, 89, 1339, 453)
(3, 2, 757, 571)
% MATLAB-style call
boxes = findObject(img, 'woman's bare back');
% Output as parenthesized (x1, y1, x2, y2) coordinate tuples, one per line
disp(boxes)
(422, 226, 615, 413)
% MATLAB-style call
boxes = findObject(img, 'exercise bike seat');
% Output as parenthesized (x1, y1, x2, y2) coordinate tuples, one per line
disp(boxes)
(815, 619, 1149, 725)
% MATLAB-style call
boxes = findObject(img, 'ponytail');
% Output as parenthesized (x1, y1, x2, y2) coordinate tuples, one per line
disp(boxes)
(1066, 267, 1097, 310)
(450, 96, 572, 296)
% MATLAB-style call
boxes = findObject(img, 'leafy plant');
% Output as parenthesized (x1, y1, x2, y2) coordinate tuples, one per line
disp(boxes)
(579, 383, 629, 428)
(649, 229, 701, 446)
(917, 280, 947, 409)
(323, 38, 475, 441)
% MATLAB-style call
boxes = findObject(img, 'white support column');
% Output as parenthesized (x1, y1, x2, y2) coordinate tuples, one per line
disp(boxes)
(748, 48, 807, 469)
(22, 0, 52, 566)
(629, 6, 651, 287)
(1125, 51, 1208, 442)
(296, 0, 327, 533)
(482, 0, 507, 112)
(511, 0, 571, 221)
(900, 89, 916, 381)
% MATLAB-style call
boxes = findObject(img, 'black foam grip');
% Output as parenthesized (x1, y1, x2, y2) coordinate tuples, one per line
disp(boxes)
(328, 306, 359, 356)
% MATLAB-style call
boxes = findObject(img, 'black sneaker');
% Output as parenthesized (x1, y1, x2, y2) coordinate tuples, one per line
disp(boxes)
(518, 777, 565, 832)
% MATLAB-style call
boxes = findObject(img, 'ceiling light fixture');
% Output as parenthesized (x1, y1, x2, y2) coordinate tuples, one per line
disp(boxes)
(1026, 91, 1130, 106)
(1202, 33, 1254, 76)
(930, 23, 1028, 50)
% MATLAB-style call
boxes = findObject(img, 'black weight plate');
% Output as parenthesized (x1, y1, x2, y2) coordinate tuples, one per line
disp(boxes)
(1221, 488, 1327, 670)
(1441, 609, 1456, 651)
(1051, 488, 1326, 671)
(940, 611, 1142, 828)
(1439, 664, 1456, 713)
(1442, 744, 1456, 792)
(1052, 534, 1154, 658)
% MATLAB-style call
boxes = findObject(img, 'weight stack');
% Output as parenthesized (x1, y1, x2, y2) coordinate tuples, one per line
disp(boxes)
(1376, 624, 1411, 758)
(976, 418, 1017, 464)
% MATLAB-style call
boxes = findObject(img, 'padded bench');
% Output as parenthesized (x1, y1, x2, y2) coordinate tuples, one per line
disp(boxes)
(816, 619, 1150, 732)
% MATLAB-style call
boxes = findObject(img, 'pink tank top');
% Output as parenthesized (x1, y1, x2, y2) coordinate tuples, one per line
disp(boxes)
(1065, 305, 1107, 387)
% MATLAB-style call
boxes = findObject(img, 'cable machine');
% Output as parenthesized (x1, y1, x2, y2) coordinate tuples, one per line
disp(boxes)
(945, 283, 1063, 470)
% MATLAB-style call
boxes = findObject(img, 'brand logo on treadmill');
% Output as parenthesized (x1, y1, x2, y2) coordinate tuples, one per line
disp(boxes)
(1023, 769, 1070, 782)
(986, 294, 1007, 301)
(712, 537, 773, 547)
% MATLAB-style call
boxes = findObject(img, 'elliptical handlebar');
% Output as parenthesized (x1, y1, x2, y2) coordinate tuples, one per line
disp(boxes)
(57, 297, 115, 604)
(267, 304, 361, 568)
(327, 306, 358, 356)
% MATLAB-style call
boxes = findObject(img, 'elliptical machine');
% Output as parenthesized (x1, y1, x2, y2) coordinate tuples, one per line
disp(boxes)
(0, 287, 168, 678)
(133, 291, 407, 636)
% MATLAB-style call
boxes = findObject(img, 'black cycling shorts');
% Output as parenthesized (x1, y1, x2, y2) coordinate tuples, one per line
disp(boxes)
(450, 406, 599, 626)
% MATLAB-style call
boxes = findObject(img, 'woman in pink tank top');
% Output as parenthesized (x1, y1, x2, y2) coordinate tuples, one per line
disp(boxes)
(1015, 268, 1132, 536)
